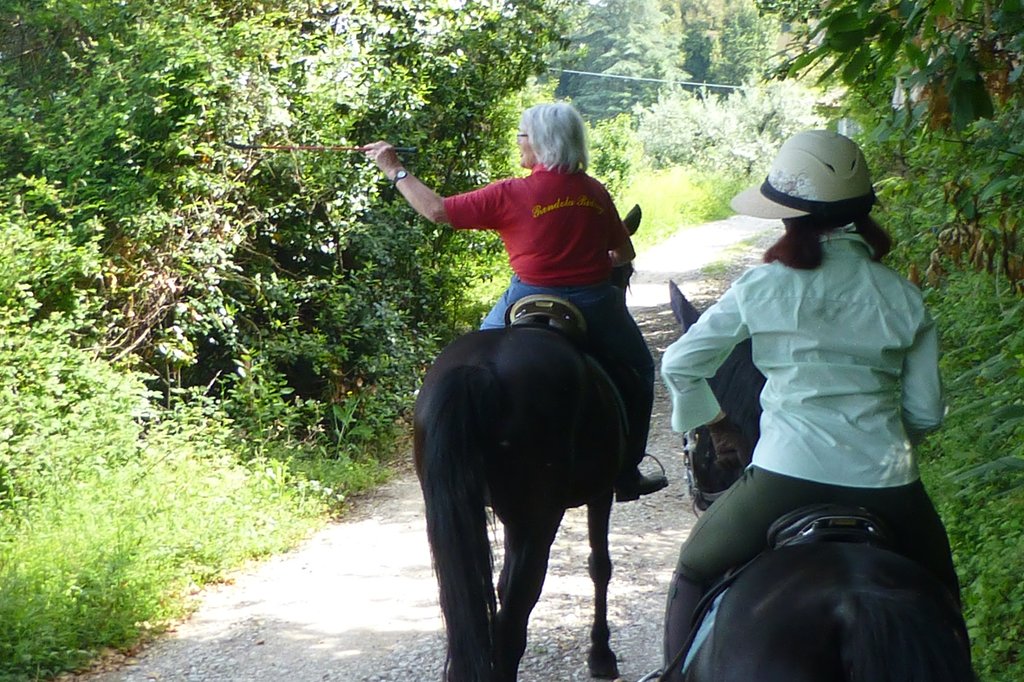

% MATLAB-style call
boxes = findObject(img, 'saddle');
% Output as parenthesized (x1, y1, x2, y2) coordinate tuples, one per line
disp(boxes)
(676, 504, 897, 677)
(699, 504, 895, 615)
(504, 294, 588, 346)
(767, 503, 894, 550)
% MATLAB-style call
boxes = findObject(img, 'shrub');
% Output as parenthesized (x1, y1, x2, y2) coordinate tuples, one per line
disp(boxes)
(910, 271, 1024, 682)
(635, 81, 825, 176)
(588, 113, 644, 198)
(0, 408, 323, 680)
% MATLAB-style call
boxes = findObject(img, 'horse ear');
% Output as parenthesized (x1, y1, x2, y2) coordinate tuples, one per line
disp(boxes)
(622, 204, 641, 236)
(669, 280, 701, 331)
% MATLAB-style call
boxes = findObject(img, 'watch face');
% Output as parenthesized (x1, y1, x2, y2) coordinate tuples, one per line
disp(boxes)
(394, 170, 409, 183)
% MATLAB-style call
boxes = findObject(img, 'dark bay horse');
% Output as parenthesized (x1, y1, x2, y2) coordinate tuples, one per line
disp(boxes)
(414, 327, 624, 681)
(669, 280, 763, 512)
(414, 205, 644, 681)
(662, 281, 973, 682)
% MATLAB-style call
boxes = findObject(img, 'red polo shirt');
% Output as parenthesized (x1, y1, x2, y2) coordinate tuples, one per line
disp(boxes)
(443, 166, 628, 286)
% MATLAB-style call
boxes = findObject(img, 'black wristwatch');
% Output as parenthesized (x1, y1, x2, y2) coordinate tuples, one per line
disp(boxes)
(392, 169, 409, 185)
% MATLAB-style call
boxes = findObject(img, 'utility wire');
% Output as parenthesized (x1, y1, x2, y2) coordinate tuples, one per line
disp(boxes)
(550, 68, 746, 92)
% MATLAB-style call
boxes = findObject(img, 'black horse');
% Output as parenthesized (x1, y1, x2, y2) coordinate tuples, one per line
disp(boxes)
(414, 206, 643, 681)
(679, 540, 973, 682)
(661, 281, 973, 682)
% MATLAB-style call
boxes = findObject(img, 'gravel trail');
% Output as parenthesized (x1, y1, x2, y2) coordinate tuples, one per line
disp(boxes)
(72, 215, 780, 682)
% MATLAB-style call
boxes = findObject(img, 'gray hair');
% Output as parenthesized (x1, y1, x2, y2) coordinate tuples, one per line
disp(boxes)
(519, 102, 589, 173)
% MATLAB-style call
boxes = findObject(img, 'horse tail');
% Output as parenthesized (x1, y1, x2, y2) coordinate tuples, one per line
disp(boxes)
(419, 364, 500, 682)
(838, 589, 974, 682)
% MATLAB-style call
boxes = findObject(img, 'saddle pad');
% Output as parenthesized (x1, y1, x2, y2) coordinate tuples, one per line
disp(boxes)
(682, 590, 727, 674)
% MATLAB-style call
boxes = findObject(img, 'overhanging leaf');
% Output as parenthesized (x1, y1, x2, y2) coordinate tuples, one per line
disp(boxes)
(841, 46, 872, 84)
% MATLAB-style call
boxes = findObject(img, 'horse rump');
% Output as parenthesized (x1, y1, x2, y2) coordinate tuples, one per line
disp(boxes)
(685, 543, 973, 682)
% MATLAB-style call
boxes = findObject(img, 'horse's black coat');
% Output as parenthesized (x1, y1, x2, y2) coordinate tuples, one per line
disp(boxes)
(683, 543, 973, 682)
(414, 204, 644, 682)
(667, 282, 973, 682)
(415, 326, 625, 681)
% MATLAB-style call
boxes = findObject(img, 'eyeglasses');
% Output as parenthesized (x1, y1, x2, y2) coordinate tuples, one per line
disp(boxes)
(516, 133, 528, 139)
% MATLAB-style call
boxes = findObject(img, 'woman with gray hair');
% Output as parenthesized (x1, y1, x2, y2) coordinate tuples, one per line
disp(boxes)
(362, 101, 666, 501)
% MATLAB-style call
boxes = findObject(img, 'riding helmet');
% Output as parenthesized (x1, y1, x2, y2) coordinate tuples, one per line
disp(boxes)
(730, 130, 875, 221)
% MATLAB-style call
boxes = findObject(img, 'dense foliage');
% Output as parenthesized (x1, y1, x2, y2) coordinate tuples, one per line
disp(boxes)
(1, 0, 567, 475)
(0, 0, 570, 677)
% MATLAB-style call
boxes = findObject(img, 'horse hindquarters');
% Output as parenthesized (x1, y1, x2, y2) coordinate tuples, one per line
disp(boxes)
(837, 580, 974, 682)
(415, 364, 500, 682)
(685, 544, 972, 682)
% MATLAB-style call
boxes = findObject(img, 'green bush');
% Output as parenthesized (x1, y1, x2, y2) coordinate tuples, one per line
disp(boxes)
(0, 314, 152, 505)
(0, 411, 322, 680)
(635, 81, 825, 175)
(909, 272, 1024, 682)
(588, 114, 644, 198)
(1, 0, 570, 477)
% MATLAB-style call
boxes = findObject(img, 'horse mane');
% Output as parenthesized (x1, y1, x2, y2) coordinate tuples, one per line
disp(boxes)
(834, 548, 974, 682)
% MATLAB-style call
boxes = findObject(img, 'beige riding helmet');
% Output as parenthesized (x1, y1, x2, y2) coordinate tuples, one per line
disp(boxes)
(731, 130, 875, 220)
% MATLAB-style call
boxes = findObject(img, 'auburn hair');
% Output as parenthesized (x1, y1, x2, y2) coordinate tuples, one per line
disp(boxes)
(764, 214, 892, 269)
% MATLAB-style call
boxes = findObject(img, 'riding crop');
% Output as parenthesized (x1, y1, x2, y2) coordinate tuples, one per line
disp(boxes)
(227, 141, 417, 154)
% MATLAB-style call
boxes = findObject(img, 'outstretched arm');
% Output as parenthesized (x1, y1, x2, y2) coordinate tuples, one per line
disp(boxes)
(361, 141, 450, 224)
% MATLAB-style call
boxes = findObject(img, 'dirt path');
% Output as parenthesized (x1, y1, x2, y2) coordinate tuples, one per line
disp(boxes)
(76, 216, 780, 682)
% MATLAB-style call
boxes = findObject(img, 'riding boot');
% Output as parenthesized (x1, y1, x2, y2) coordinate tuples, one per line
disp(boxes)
(609, 363, 667, 501)
(614, 464, 667, 501)
(662, 570, 705, 682)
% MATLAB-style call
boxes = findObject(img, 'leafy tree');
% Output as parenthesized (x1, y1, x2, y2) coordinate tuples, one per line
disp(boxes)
(675, 0, 780, 86)
(764, 0, 1023, 132)
(0, 0, 570, 464)
(759, 0, 1024, 292)
(554, 0, 684, 119)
